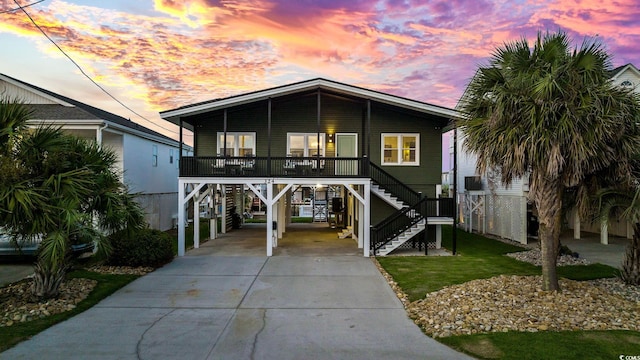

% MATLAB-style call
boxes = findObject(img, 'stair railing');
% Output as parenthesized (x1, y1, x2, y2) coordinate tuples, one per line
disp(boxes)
(369, 162, 421, 206)
(370, 197, 429, 254)
(370, 197, 455, 255)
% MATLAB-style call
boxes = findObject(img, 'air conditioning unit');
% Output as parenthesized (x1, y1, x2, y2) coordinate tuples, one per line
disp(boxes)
(464, 176, 482, 191)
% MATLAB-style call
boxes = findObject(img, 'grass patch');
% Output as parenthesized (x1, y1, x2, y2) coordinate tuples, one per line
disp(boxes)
(377, 226, 618, 301)
(166, 218, 211, 255)
(0, 269, 139, 352)
(291, 217, 313, 223)
(376, 226, 632, 359)
(439, 330, 640, 360)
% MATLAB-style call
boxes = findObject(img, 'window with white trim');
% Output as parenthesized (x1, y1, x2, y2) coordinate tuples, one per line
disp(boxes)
(169, 149, 174, 164)
(287, 133, 325, 157)
(381, 133, 419, 165)
(152, 145, 158, 167)
(217, 132, 256, 156)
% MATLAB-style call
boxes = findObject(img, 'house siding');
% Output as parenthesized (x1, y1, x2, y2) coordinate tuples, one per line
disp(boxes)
(369, 104, 442, 197)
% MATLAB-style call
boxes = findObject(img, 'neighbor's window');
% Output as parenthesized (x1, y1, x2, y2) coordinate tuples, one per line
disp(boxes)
(217, 132, 256, 156)
(381, 134, 419, 165)
(287, 133, 325, 157)
(152, 145, 158, 167)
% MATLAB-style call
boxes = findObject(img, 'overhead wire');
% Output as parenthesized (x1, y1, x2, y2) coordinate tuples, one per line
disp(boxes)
(0, 0, 44, 14)
(11, 0, 192, 138)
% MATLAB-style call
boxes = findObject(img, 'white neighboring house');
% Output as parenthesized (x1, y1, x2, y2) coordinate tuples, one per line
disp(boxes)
(452, 63, 640, 245)
(0, 73, 191, 231)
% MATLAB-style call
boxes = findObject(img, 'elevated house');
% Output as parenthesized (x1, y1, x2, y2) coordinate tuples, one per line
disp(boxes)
(160, 78, 459, 257)
(0, 73, 190, 231)
(453, 63, 640, 244)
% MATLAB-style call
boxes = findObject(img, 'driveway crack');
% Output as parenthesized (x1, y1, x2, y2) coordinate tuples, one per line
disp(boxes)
(136, 309, 175, 360)
(250, 308, 267, 360)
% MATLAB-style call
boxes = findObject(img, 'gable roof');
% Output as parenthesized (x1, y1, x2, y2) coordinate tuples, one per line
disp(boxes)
(609, 63, 640, 81)
(160, 78, 462, 125)
(0, 73, 179, 145)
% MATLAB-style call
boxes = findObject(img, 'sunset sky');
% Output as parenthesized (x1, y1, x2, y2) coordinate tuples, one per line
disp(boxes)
(1, 0, 639, 152)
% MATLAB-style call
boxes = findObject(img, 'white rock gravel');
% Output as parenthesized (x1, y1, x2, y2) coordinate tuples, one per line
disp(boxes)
(373, 258, 640, 338)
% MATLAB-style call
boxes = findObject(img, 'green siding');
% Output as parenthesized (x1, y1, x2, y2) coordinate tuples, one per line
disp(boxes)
(369, 103, 442, 197)
(185, 91, 444, 197)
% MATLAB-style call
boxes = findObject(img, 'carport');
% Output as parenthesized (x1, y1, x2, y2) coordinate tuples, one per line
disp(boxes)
(177, 178, 371, 257)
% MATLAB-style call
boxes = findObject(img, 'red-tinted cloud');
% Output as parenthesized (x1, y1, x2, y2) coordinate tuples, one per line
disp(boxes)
(0, 0, 638, 135)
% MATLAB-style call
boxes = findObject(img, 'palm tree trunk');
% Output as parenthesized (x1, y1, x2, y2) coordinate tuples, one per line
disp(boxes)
(31, 260, 68, 299)
(620, 224, 640, 285)
(533, 177, 563, 291)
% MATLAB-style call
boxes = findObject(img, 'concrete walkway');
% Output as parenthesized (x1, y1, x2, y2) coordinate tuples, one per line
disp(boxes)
(2, 229, 471, 359)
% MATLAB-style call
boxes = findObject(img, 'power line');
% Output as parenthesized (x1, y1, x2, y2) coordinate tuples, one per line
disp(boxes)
(12, 0, 192, 138)
(0, 0, 44, 14)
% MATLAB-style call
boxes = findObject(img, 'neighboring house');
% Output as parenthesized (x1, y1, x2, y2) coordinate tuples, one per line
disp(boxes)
(453, 63, 640, 244)
(160, 78, 460, 257)
(0, 73, 191, 231)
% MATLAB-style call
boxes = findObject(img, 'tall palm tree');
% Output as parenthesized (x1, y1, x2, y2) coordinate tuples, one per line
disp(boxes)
(458, 31, 640, 291)
(594, 183, 640, 285)
(0, 98, 145, 298)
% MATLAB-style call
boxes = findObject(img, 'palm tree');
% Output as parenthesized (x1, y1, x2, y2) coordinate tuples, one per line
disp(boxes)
(594, 184, 640, 285)
(0, 97, 145, 298)
(458, 31, 640, 291)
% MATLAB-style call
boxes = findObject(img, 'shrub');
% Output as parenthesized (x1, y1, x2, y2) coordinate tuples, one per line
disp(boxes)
(107, 228, 174, 268)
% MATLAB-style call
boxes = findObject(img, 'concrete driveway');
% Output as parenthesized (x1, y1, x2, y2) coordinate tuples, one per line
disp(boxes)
(2, 225, 471, 359)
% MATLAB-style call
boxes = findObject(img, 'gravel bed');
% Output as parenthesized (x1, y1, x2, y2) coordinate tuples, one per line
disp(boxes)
(0, 278, 96, 327)
(506, 249, 590, 266)
(0, 265, 152, 327)
(373, 258, 640, 339)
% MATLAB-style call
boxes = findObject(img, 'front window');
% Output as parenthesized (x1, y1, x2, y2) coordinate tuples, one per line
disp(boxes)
(287, 133, 325, 157)
(381, 133, 419, 165)
(217, 132, 256, 156)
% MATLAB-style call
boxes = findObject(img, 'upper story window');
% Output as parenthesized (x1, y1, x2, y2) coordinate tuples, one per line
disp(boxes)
(287, 133, 325, 157)
(217, 132, 256, 156)
(152, 145, 158, 167)
(381, 133, 419, 166)
(621, 80, 633, 88)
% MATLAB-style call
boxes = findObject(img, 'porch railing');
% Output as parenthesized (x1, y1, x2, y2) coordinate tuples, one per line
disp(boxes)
(370, 197, 455, 254)
(180, 156, 366, 178)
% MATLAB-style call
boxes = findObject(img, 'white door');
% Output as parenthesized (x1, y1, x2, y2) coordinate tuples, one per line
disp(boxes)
(335, 133, 358, 175)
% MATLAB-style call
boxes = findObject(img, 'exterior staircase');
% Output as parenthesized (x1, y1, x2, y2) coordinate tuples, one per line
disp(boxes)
(369, 163, 453, 256)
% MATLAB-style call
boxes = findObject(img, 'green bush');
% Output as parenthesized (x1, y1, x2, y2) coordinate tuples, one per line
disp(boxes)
(108, 228, 174, 268)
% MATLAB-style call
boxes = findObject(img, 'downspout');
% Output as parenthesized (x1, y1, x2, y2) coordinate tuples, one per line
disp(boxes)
(97, 123, 108, 148)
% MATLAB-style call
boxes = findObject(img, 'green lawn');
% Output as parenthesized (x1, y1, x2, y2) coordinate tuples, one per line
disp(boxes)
(377, 226, 617, 301)
(0, 270, 140, 353)
(376, 226, 633, 360)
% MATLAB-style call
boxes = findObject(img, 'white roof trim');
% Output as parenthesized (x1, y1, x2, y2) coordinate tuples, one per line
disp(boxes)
(161, 79, 462, 122)
(610, 64, 640, 81)
(0, 74, 75, 107)
(26, 119, 189, 149)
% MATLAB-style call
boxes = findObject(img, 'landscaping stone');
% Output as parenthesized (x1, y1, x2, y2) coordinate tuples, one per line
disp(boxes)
(373, 258, 640, 338)
(0, 265, 153, 327)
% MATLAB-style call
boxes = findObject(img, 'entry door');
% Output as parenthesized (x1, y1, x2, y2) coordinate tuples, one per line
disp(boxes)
(335, 133, 357, 175)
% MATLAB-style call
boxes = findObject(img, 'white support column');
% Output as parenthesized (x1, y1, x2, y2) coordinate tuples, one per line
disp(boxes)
(193, 188, 200, 249)
(435, 225, 442, 249)
(278, 189, 285, 239)
(178, 181, 186, 257)
(601, 220, 609, 245)
(221, 185, 227, 234)
(210, 185, 217, 240)
(574, 212, 581, 240)
(519, 197, 526, 244)
(363, 182, 371, 257)
(357, 186, 364, 249)
(266, 182, 273, 256)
